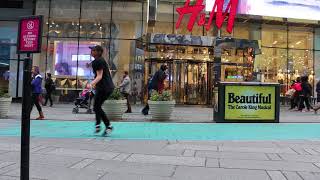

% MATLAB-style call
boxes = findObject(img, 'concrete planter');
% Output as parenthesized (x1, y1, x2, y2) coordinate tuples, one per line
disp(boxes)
(103, 100, 127, 121)
(0, 97, 12, 118)
(148, 100, 175, 121)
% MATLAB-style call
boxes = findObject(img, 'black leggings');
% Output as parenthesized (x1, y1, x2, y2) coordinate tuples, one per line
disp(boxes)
(299, 96, 312, 110)
(44, 91, 53, 106)
(94, 90, 113, 128)
(31, 94, 42, 114)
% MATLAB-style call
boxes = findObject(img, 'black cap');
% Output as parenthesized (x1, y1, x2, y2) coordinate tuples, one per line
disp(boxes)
(89, 45, 104, 53)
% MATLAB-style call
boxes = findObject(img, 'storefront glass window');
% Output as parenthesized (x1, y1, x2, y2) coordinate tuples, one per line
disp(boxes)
(288, 27, 313, 50)
(262, 25, 287, 48)
(112, 1, 142, 39)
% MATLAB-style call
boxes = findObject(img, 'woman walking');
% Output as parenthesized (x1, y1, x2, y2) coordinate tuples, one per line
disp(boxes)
(89, 45, 115, 136)
(298, 76, 312, 112)
(31, 66, 45, 120)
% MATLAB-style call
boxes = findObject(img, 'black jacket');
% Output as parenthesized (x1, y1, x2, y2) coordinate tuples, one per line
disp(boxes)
(316, 81, 320, 94)
(150, 70, 166, 91)
(301, 81, 312, 97)
(45, 78, 54, 92)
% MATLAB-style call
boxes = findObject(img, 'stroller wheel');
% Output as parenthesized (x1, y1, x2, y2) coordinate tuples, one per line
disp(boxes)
(86, 109, 92, 114)
(72, 108, 79, 114)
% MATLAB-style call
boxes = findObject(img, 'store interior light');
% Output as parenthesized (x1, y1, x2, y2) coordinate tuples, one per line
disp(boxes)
(296, 41, 301, 45)
(272, 41, 278, 45)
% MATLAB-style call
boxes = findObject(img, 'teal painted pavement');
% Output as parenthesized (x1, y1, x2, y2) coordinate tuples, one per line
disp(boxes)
(2, 120, 320, 140)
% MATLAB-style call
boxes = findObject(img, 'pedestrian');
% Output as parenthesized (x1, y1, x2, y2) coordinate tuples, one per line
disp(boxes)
(119, 71, 132, 113)
(299, 76, 312, 112)
(316, 80, 320, 103)
(89, 45, 115, 136)
(131, 81, 138, 105)
(141, 65, 168, 115)
(31, 66, 45, 120)
(43, 73, 55, 107)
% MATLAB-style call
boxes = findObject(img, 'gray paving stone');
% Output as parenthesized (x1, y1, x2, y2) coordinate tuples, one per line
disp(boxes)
(0, 163, 18, 175)
(297, 172, 320, 180)
(107, 145, 184, 156)
(266, 153, 282, 161)
(112, 153, 132, 161)
(279, 154, 320, 163)
(85, 160, 175, 177)
(5, 164, 105, 180)
(166, 143, 218, 151)
(219, 159, 320, 172)
(70, 159, 96, 169)
(182, 150, 195, 157)
(173, 166, 270, 180)
(0, 162, 14, 169)
(196, 150, 269, 160)
(44, 148, 119, 160)
(304, 148, 320, 155)
(99, 172, 174, 180)
(222, 141, 279, 148)
(282, 171, 303, 180)
(0, 176, 19, 180)
(126, 154, 205, 167)
(0, 152, 82, 167)
(267, 171, 286, 180)
(220, 146, 297, 154)
(205, 158, 219, 168)
(177, 140, 222, 146)
(290, 147, 311, 155)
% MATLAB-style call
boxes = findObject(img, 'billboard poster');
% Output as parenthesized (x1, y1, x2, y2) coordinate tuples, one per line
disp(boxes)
(224, 85, 276, 120)
(206, 0, 320, 21)
(17, 16, 42, 53)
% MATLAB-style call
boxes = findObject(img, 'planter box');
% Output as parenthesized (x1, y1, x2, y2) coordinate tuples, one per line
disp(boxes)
(0, 97, 12, 118)
(103, 100, 127, 121)
(148, 100, 175, 121)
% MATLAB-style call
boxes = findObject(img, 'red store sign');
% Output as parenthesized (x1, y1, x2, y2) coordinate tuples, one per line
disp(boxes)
(17, 16, 43, 53)
(176, 0, 238, 33)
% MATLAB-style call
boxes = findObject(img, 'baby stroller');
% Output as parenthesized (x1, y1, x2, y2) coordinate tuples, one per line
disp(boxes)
(72, 89, 94, 114)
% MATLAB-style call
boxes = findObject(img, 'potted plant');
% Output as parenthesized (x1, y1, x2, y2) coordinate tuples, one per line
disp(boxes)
(0, 89, 12, 118)
(103, 88, 127, 120)
(148, 90, 175, 121)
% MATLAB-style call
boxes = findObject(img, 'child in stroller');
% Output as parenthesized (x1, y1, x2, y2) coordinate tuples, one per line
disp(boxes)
(72, 84, 94, 114)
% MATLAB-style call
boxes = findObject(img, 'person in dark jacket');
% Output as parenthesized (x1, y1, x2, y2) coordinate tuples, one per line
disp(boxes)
(316, 80, 320, 103)
(150, 64, 168, 93)
(141, 65, 168, 115)
(43, 73, 54, 107)
(298, 76, 313, 111)
(31, 66, 45, 120)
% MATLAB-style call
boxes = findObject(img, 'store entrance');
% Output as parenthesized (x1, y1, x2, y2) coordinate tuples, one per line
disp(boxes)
(145, 59, 209, 105)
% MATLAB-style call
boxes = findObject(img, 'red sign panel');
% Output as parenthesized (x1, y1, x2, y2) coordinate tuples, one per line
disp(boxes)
(17, 16, 43, 53)
(176, 0, 238, 34)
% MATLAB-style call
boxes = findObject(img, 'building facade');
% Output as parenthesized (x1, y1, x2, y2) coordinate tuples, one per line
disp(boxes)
(2, 0, 320, 105)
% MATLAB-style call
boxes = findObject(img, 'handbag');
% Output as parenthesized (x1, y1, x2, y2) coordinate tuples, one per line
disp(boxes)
(285, 89, 296, 97)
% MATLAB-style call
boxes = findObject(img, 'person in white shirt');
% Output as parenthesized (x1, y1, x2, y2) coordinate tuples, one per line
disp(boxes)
(120, 71, 132, 113)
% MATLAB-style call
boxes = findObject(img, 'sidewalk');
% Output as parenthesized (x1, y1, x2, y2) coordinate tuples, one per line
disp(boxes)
(1, 134, 320, 180)
(6, 103, 320, 123)
(2, 104, 320, 179)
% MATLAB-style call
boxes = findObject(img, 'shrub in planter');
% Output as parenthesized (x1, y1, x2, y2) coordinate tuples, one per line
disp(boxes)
(0, 89, 12, 118)
(102, 88, 127, 120)
(148, 90, 175, 121)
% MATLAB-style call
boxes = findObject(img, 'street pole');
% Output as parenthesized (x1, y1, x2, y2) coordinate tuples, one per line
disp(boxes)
(20, 53, 33, 180)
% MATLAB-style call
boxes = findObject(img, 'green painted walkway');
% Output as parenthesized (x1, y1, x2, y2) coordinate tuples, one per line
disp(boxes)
(2, 120, 320, 140)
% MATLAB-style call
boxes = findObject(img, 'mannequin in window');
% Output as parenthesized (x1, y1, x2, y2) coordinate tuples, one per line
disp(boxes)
(277, 69, 285, 84)
(309, 71, 314, 85)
